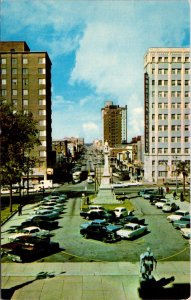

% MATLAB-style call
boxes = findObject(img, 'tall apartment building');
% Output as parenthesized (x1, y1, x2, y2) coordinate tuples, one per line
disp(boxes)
(144, 48, 190, 183)
(0, 41, 52, 180)
(102, 101, 127, 147)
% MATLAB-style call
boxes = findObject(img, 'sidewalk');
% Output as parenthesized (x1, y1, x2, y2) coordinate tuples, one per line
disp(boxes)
(1, 261, 190, 300)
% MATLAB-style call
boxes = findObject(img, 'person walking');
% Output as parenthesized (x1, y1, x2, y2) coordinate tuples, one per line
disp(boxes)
(140, 247, 157, 280)
(180, 192, 184, 202)
(18, 204, 22, 216)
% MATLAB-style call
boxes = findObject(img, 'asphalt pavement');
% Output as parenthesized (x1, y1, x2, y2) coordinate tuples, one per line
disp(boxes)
(1, 197, 190, 300)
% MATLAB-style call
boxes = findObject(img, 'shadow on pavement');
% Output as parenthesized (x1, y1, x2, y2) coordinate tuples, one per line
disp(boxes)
(138, 276, 190, 299)
(1, 271, 66, 300)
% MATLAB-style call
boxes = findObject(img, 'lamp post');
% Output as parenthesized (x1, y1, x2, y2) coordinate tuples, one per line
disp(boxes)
(175, 156, 178, 195)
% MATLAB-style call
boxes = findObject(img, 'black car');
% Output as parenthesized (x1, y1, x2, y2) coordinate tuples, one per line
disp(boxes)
(2, 236, 59, 263)
(80, 223, 121, 242)
(116, 215, 145, 225)
(84, 210, 116, 222)
(149, 194, 164, 205)
(21, 218, 59, 230)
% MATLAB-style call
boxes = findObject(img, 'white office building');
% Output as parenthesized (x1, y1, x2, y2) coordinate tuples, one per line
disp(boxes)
(143, 48, 190, 183)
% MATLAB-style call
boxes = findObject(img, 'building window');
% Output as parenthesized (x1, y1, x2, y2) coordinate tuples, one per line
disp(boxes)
(22, 68, 28, 75)
(177, 148, 181, 154)
(152, 160, 155, 165)
(164, 80, 168, 86)
(177, 137, 181, 143)
(152, 91, 155, 97)
(172, 69, 176, 74)
(177, 125, 181, 131)
(158, 114, 162, 120)
(152, 125, 155, 131)
(38, 68, 46, 74)
(164, 114, 168, 119)
(158, 148, 162, 154)
(152, 80, 155, 85)
(41, 141, 46, 147)
(171, 137, 175, 142)
(12, 79, 17, 85)
(23, 58, 28, 64)
(12, 100, 17, 106)
(164, 148, 168, 153)
(38, 78, 46, 84)
(171, 125, 175, 131)
(177, 91, 181, 97)
(158, 80, 162, 86)
(152, 57, 155, 62)
(164, 103, 168, 109)
(158, 91, 162, 97)
(39, 131, 46, 137)
(171, 148, 175, 153)
(171, 103, 176, 108)
(152, 148, 155, 153)
(158, 57, 162, 62)
(177, 80, 181, 86)
(164, 91, 168, 97)
(171, 80, 176, 86)
(164, 137, 168, 142)
(152, 103, 155, 108)
(1, 58, 6, 64)
(164, 57, 168, 62)
(39, 110, 46, 116)
(185, 148, 189, 154)
(39, 120, 46, 126)
(23, 99, 28, 106)
(185, 114, 189, 120)
(38, 57, 46, 64)
(12, 69, 17, 74)
(185, 57, 189, 62)
(12, 58, 17, 64)
(39, 89, 46, 95)
(185, 69, 190, 74)
(185, 80, 190, 86)
(1, 89, 7, 96)
(158, 137, 162, 142)
(185, 125, 189, 131)
(171, 114, 175, 120)
(2, 79, 6, 85)
(152, 114, 155, 120)
(39, 99, 46, 105)
(164, 125, 168, 131)
(23, 89, 28, 95)
(158, 69, 162, 74)
(158, 103, 162, 108)
(39, 151, 46, 157)
(185, 103, 190, 108)
(185, 137, 189, 142)
(1, 68, 6, 74)
(152, 69, 155, 74)
(177, 57, 181, 62)
(12, 90, 17, 96)
(171, 91, 175, 97)
(23, 79, 28, 85)
(152, 137, 155, 142)
(185, 91, 189, 97)
(158, 125, 162, 131)
(177, 69, 181, 74)
(177, 114, 181, 120)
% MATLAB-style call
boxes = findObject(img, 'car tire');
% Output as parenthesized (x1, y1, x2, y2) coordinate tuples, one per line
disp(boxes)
(84, 234, 88, 239)
(102, 237, 107, 243)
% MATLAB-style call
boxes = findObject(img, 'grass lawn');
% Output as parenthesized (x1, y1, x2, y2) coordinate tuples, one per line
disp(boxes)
(1, 204, 19, 223)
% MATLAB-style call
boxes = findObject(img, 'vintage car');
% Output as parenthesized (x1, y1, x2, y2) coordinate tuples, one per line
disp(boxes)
(138, 188, 157, 197)
(30, 209, 60, 220)
(167, 210, 190, 222)
(116, 222, 148, 239)
(172, 215, 190, 229)
(1, 236, 59, 262)
(8, 226, 50, 241)
(20, 218, 59, 231)
(80, 223, 121, 242)
(149, 194, 164, 205)
(83, 210, 117, 222)
(116, 215, 145, 226)
(162, 202, 179, 212)
(113, 207, 129, 218)
(180, 226, 191, 239)
(155, 199, 169, 209)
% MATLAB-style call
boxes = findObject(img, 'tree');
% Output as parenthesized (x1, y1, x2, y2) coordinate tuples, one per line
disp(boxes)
(0, 102, 40, 212)
(176, 161, 190, 197)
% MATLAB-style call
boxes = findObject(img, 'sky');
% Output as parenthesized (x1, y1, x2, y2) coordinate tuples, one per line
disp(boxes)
(1, 0, 190, 143)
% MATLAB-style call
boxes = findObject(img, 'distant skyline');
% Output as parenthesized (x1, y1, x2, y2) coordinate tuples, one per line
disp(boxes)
(1, 0, 190, 143)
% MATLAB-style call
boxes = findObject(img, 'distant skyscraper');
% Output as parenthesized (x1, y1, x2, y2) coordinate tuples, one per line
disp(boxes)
(0, 41, 52, 180)
(102, 101, 127, 147)
(144, 48, 190, 183)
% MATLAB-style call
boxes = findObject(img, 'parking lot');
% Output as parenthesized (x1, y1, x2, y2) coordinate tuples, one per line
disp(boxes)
(1, 189, 190, 263)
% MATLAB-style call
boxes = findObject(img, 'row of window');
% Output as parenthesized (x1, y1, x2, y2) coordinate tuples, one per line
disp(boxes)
(152, 160, 190, 166)
(14, 109, 47, 116)
(12, 99, 46, 106)
(151, 56, 190, 63)
(152, 125, 189, 131)
(1, 89, 46, 96)
(0, 58, 46, 64)
(152, 114, 189, 120)
(152, 148, 190, 154)
(152, 136, 189, 143)
(152, 68, 190, 75)
(0, 68, 46, 75)
(1, 78, 46, 85)
(152, 79, 190, 86)
(151, 102, 190, 108)
(152, 91, 190, 97)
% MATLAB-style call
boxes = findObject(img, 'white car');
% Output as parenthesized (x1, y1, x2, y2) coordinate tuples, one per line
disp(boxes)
(87, 177, 94, 184)
(180, 227, 191, 239)
(1, 187, 17, 194)
(155, 199, 169, 209)
(116, 222, 148, 239)
(114, 207, 128, 218)
(8, 226, 50, 241)
(167, 210, 190, 222)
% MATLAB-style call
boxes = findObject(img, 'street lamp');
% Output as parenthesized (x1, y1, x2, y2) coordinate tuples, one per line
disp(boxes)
(175, 156, 178, 195)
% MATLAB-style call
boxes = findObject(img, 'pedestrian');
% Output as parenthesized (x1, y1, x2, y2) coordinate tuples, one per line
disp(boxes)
(87, 196, 90, 205)
(18, 204, 22, 216)
(140, 247, 157, 280)
(173, 191, 176, 200)
(161, 187, 164, 196)
(180, 192, 184, 202)
(166, 186, 169, 193)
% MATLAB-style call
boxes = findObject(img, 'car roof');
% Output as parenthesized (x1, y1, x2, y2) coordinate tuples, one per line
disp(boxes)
(23, 226, 39, 230)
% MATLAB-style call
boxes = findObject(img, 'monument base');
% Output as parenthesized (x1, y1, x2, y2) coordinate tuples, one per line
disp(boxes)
(93, 187, 119, 204)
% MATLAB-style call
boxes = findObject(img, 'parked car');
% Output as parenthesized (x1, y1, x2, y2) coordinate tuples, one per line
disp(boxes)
(116, 222, 148, 239)
(80, 223, 121, 242)
(1, 236, 59, 262)
(29, 209, 60, 220)
(87, 176, 94, 184)
(143, 190, 159, 199)
(8, 226, 50, 241)
(162, 202, 179, 212)
(167, 210, 190, 222)
(20, 219, 59, 231)
(116, 215, 145, 226)
(80, 219, 108, 229)
(155, 199, 169, 209)
(138, 188, 157, 197)
(180, 226, 191, 239)
(83, 210, 117, 222)
(172, 216, 191, 229)
(35, 204, 64, 213)
(80, 206, 105, 218)
(113, 207, 129, 218)
(149, 194, 164, 205)
(1, 187, 17, 194)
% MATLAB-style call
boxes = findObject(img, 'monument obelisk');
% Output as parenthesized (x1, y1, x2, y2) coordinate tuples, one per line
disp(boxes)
(94, 141, 118, 204)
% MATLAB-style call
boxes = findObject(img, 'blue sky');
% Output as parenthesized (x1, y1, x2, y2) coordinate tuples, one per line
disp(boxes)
(1, 0, 190, 143)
